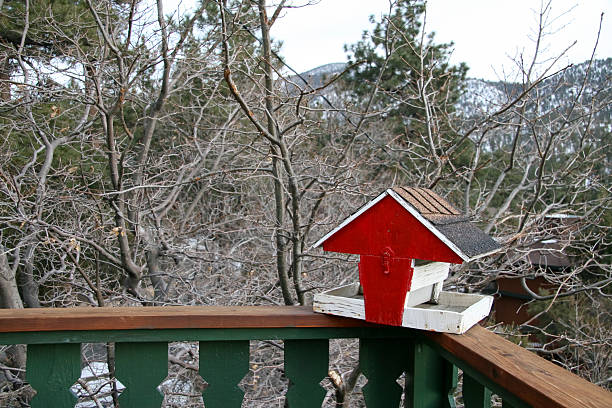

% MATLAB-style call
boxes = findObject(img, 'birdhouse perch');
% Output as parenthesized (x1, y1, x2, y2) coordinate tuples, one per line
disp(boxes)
(312, 187, 500, 333)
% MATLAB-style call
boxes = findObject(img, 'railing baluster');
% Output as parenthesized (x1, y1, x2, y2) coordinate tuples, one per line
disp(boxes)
(501, 399, 521, 408)
(405, 341, 458, 408)
(199, 340, 249, 407)
(115, 341, 167, 408)
(360, 338, 407, 408)
(443, 361, 459, 408)
(2, 307, 611, 408)
(27, 343, 80, 408)
(284, 339, 329, 408)
(463, 372, 492, 408)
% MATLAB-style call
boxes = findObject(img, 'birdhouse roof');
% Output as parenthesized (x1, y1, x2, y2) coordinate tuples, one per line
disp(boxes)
(313, 187, 500, 262)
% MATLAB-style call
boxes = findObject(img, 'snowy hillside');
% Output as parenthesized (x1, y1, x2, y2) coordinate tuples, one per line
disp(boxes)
(289, 58, 611, 121)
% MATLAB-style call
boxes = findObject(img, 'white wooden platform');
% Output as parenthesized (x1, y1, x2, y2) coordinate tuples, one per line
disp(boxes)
(313, 282, 493, 334)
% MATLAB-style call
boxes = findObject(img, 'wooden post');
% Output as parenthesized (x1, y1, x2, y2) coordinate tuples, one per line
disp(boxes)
(405, 340, 458, 408)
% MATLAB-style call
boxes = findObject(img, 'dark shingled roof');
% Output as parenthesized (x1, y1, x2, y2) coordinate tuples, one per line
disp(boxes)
(393, 187, 501, 260)
(527, 240, 571, 268)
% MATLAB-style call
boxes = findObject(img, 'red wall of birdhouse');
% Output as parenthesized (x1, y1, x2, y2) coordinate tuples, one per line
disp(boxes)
(359, 255, 414, 326)
(322, 195, 463, 264)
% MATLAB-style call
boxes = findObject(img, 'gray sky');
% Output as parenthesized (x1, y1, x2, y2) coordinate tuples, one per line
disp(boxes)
(271, 0, 611, 80)
(167, 0, 611, 80)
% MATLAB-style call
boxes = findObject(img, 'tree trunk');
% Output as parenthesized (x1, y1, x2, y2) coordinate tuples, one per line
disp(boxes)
(0, 249, 23, 309)
(16, 245, 40, 308)
(0, 53, 11, 101)
(146, 247, 169, 303)
(257, 0, 294, 305)
(0, 247, 26, 381)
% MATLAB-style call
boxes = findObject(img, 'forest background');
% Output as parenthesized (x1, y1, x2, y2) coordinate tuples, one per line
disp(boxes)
(0, 0, 610, 406)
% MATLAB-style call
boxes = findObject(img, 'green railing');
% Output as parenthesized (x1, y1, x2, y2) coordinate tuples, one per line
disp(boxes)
(0, 306, 610, 407)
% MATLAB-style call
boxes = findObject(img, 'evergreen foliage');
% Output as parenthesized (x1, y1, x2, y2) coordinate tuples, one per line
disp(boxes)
(344, 0, 468, 133)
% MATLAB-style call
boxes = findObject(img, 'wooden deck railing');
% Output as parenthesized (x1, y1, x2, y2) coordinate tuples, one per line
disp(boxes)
(0, 306, 610, 407)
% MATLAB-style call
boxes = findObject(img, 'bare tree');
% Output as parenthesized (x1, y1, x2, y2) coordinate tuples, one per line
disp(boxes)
(0, 0, 609, 404)
(338, 0, 611, 388)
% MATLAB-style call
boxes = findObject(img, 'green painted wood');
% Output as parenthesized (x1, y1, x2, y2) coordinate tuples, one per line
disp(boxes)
(360, 338, 408, 408)
(199, 340, 249, 407)
(284, 339, 329, 408)
(115, 342, 167, 408)
(463, 372, 492, 408)
(405, 341, 457, 408)
(9, 327, 534, 408)
(426, 339, 530, 408)
(0, 326, 412, 345)
(27, 343, 81, 408)
(443, 360, 458, 408)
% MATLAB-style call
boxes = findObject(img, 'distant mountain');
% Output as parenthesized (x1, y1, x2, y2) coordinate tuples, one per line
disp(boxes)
(288, 59, 611, 123)
(457, 58, 611, 121)
(287, 62, 347, 90)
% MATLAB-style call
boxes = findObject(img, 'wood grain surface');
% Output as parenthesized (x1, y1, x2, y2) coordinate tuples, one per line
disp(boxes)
(1, 306, 610, 407)
(0, 305, 374, 332)
(426, 325, 612, 408)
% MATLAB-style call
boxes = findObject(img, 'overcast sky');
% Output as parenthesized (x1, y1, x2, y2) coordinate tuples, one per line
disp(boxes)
(271, 0, 611, 80)
(167, 0, 611, 80)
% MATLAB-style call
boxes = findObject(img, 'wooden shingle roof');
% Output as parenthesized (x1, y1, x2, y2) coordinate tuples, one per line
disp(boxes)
(392, 187, 500, 260)
(314, 187, 500, 262)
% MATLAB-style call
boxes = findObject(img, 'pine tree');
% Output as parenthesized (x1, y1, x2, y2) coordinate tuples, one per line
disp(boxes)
(344, 0, 467, 136)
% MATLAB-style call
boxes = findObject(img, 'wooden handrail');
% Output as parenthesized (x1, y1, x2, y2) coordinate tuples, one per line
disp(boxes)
(1, 306, 610, 408)
(0, 305, 377, 332)
(426, 325, 612, 408)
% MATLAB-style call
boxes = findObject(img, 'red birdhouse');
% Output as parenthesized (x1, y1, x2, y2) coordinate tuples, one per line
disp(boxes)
(313, 187, 499, 327)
